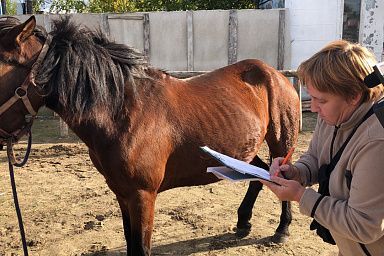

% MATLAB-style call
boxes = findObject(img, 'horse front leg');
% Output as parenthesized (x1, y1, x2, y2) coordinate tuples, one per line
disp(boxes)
(117, 198, 132, 254)
(118, 190, 157, 256)
(236, 180, 263, 237)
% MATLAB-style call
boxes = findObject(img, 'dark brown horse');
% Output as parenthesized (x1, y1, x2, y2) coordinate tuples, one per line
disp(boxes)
(0, 16, 300, 255)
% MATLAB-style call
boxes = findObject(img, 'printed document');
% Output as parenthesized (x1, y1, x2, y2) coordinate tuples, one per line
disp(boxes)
(201, 146, 272, 182)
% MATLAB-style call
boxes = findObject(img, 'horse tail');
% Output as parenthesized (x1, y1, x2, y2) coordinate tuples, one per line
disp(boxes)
(265, 69, 300, 158)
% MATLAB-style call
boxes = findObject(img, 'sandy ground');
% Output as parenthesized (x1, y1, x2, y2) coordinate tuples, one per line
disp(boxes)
(0, 112, 339, 256)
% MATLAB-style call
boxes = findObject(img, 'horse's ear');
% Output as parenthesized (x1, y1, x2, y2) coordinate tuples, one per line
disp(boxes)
(4, 16, 36, 48)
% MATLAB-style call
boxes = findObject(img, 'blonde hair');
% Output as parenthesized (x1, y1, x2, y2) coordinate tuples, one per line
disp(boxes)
(297, 40, 382, 102)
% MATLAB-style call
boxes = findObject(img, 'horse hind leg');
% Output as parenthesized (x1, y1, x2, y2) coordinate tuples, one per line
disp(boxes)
(236, 155, 267, 238)
(235, 155, 291, 243)
(273, 201, 291, 243)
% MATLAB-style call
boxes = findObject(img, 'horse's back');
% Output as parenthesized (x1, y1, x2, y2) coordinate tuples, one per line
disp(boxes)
(183, 59, 298, 116)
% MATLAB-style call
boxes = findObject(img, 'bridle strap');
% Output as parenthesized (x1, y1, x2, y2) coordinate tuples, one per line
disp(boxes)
(0, 73, 37, 117)
(30, 35, 52, 83)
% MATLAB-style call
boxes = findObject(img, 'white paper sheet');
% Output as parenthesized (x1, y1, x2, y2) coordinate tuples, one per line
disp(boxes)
(201, 146, 271, 182)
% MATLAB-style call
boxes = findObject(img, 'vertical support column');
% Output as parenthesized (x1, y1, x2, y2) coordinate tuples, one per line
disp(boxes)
(186, 10, 194, 71)
(228, 9, 238, 65)
(26, 0, 33, 14)
(143, 13, 150, 61)
(59, 119, 69, 137)
(359, 0, 384, 61)
(101, 14, 110, 37)
(277, 9, 285, 70)
(1, 0, 7, 15)
(43, 14, 51, 32)
(293, 77, 303, 131)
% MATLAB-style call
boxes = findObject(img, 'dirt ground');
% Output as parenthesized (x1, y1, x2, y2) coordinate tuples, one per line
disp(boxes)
(0, 112, 339, 256)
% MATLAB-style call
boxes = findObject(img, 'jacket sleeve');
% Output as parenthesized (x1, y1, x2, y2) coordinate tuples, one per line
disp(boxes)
(300, 140, 384, 243)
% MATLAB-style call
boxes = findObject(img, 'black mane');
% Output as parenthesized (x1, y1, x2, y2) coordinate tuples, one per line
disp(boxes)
(34, 16, 148, 123)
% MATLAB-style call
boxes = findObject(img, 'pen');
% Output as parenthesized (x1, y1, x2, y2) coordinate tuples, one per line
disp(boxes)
(274, 147, 295, 177)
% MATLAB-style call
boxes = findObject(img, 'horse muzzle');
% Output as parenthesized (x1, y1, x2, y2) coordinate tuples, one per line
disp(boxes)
(0, 117, 35, 148)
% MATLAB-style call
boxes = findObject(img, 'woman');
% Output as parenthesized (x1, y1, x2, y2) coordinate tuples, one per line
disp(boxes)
(261, 40, 384, 255)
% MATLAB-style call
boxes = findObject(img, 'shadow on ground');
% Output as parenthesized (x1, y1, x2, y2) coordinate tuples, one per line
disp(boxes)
(83, 232, 279, 256)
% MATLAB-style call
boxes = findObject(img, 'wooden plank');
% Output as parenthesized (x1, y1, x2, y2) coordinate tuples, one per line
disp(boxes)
(170, 71, 206, 79)
(228, 9, 238, 65)
(187, 11, 194, 71)
(170, 70, 297, 78)
(277, 10, 285, 70)
(108, 15, 144, 20)
(279, 70, 297, 77)
(143, 13, 150, 60)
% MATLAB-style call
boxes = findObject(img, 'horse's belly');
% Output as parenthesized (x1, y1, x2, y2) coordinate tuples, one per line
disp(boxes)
(159, 136, 261, 192)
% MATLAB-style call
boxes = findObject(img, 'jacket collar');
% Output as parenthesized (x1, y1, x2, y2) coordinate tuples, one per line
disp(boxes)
(337, 101, 375, 131)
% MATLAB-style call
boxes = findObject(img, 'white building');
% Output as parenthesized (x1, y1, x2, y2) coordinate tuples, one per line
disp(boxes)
(260, 0, 383, 100)
(268, 0, 384, 67)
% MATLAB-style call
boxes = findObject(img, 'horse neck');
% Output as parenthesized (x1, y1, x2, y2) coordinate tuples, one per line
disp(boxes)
(43, 66, 170, 147)
(44, 95, 122, 149)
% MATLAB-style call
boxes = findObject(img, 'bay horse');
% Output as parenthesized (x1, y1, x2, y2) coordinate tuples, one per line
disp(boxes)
(0, 16, 300, 255)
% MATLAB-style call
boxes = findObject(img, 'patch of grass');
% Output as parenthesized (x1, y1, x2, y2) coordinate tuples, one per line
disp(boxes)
(21, 117, 80, 144)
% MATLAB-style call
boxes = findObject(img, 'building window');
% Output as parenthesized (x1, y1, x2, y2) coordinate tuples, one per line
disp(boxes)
(343, 0, 361, 42)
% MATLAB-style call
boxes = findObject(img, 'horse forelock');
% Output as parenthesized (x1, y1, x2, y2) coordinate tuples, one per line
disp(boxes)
(33, 16, 149, 124)
(0, 16, 19, 35)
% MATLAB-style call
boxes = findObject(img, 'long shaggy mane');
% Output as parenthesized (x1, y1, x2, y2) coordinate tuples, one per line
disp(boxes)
(33, 16, 148, 123)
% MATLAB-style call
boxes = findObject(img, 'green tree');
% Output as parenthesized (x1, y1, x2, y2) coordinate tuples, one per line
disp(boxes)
(36, 0, 271, 13)
(132, 0, 261, 12)
(49, 0, 87, 13)
(4, 0, 17, 15)
(88, 0, 137, 13)
(32, 0, 46, 13)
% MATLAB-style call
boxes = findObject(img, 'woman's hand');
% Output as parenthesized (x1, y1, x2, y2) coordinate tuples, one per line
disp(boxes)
(260, 176, 305, 202)
(270, 157, 301, 182)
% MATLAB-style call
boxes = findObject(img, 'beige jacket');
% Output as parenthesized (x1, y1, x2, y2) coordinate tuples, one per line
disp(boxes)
(296, 101, 384, 256)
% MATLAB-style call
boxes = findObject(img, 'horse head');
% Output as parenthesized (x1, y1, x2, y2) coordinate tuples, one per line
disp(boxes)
(0, 16, 48, 144)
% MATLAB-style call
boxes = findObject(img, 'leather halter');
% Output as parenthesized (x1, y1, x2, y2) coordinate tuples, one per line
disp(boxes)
(0, 35, 52, 144)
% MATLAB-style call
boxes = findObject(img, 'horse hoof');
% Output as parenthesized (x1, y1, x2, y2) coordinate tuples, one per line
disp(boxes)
(271, 232, 289, 244)
(234, 226, 251, 238)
